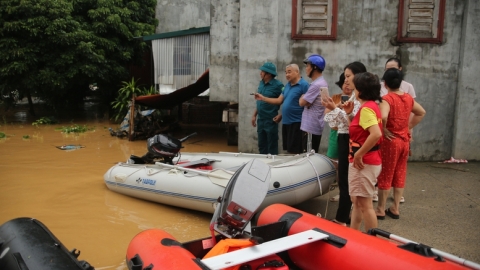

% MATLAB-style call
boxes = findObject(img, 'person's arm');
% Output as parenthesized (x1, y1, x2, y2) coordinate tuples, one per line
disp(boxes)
(273, 114, 282, 123)
(299, 94, 311, 107)
(322, 96, 338, 112)
(353, 123, 382, 170)
(409, 101, 426, 129)
(379, 100, 394, 141)
(251, 109, 258, 127)
(254, 93, 284, 105)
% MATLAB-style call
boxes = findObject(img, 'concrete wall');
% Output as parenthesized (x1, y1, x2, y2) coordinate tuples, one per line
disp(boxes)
(452, 0, 480, 160)
(155, 0, 210, 33)
(154, 0, 479, 161)
(232, 0, 473, 161)
(209, 0, 240, 103)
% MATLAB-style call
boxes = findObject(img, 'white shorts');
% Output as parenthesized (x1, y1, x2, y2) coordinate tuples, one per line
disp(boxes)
(348, 163, 381, 198)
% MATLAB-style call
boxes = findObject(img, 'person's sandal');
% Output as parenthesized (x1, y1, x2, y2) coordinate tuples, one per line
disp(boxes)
(400, 196, 405, 203)
(331, 219, 347, 226)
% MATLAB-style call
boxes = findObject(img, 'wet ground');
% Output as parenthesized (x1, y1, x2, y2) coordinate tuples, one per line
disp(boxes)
(0, 100, 479, 268)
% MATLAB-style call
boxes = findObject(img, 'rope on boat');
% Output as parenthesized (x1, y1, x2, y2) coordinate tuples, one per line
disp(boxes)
(109, 163, 146, 179)
(305, 151, 323, 197)
(269, 151, 324, 196)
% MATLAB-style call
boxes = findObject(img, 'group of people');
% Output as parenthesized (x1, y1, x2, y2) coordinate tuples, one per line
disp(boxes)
(252, 54, 327, 155)
(251, 56, 426, 233)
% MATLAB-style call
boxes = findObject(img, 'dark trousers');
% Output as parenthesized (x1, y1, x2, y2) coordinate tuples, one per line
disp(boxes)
(302, 132, 322, 153)
(335, 133, 352, 223)
(257, 118, 279, 155)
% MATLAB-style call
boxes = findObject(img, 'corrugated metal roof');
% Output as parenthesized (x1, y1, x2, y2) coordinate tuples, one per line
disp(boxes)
(143, 27, 210, 41)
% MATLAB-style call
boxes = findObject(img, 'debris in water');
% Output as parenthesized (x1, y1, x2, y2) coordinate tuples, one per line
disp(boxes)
(55, 145, 85, 150)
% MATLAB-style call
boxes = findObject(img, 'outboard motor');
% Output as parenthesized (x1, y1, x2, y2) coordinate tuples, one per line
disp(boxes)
(129, 132, 197, 164)
(211, 158, 271, 239)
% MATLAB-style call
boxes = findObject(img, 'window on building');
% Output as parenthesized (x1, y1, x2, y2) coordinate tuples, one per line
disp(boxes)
(291, 0, 338, 40)
(397, 0, 446, 44)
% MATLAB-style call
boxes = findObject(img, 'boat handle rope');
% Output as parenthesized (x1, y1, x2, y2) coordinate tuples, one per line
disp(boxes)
(115, 163, 164, 177)
(269, 151, 323, 196)
(109, 164, 145, 179)
(183, 168, 236, 178)
(144, 166, 166, 176)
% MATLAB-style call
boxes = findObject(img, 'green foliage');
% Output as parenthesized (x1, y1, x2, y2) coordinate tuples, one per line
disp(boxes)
(22, 135, 29, 139)
(0, 132, 5, 138)
(32, 116, 58, 127)
(0, 0, 158, 109)
(110, 78, 156, 122)
(55, 124, 95, 134)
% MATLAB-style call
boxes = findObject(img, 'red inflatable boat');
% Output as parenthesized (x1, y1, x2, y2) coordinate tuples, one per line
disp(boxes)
(125, 203, 479, 270)
(125, 160, 479, 270)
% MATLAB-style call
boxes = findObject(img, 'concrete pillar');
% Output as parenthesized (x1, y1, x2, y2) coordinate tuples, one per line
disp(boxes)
(452, 0, 480, 160)
(209, 0, 240, 102)
(237, 0, 281, 153)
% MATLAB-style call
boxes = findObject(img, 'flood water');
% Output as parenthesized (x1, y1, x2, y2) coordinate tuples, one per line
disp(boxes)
(0, 101, 238, 269)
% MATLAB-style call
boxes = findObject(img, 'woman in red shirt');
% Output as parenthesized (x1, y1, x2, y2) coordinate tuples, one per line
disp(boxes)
(345, 72, 383, 232)
(376, 68, 426, 220)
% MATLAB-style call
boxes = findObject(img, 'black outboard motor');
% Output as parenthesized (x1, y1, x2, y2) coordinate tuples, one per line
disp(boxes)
(130, 132, 197, 164)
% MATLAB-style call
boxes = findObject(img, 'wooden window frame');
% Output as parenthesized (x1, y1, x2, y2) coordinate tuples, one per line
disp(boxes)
(291, 0, 338, 40)
(397, 0, 446, 44)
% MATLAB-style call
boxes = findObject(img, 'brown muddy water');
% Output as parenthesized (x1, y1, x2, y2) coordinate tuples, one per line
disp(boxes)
(0, 101, 238, 269)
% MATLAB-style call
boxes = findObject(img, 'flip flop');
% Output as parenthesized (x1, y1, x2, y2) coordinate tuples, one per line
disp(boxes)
(329, 195, 339, 202)
(330, 219, 347, 226)
(386, 209, 400, 219)
(376, 214, 385, 220)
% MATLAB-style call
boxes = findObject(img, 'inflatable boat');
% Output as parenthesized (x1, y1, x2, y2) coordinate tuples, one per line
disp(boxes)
(124, 159, 480, 270)
(104, 133, 336, 213)
(0, 218, 93, 270)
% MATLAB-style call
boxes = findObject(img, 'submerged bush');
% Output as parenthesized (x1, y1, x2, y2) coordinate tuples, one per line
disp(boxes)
(32, 117, 58, 127)
(56, 124, 95, 134)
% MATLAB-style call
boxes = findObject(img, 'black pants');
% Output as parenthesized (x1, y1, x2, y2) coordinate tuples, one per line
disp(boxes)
(335, 133, 352, 223)
(302, 132, 321, 153)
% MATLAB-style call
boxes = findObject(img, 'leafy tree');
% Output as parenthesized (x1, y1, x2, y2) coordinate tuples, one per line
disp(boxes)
(0, 0, 157, 114)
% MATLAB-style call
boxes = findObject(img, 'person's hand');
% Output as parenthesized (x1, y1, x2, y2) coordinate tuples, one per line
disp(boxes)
(273, 114, 282, 123)
(383, 128, 395, 141)
(321, 96, 337, 110)
(254, 93, 264, 101)
(251, 115, 257, 127)
(353, 152, 364, 170)
(409, 129, 414, 142)
(343, 101, 354, 114)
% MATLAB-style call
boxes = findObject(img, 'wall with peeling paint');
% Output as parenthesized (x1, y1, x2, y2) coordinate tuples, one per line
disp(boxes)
(154, 0, 480, 161)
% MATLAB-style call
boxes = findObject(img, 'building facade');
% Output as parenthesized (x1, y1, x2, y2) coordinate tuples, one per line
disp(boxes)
(152, 0, 480, 161)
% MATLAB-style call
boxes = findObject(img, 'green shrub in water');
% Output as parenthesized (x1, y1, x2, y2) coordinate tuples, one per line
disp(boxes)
(32, 117, 58, 127)
(110, 78, 157, 123)
(55, 124, 95, 134)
